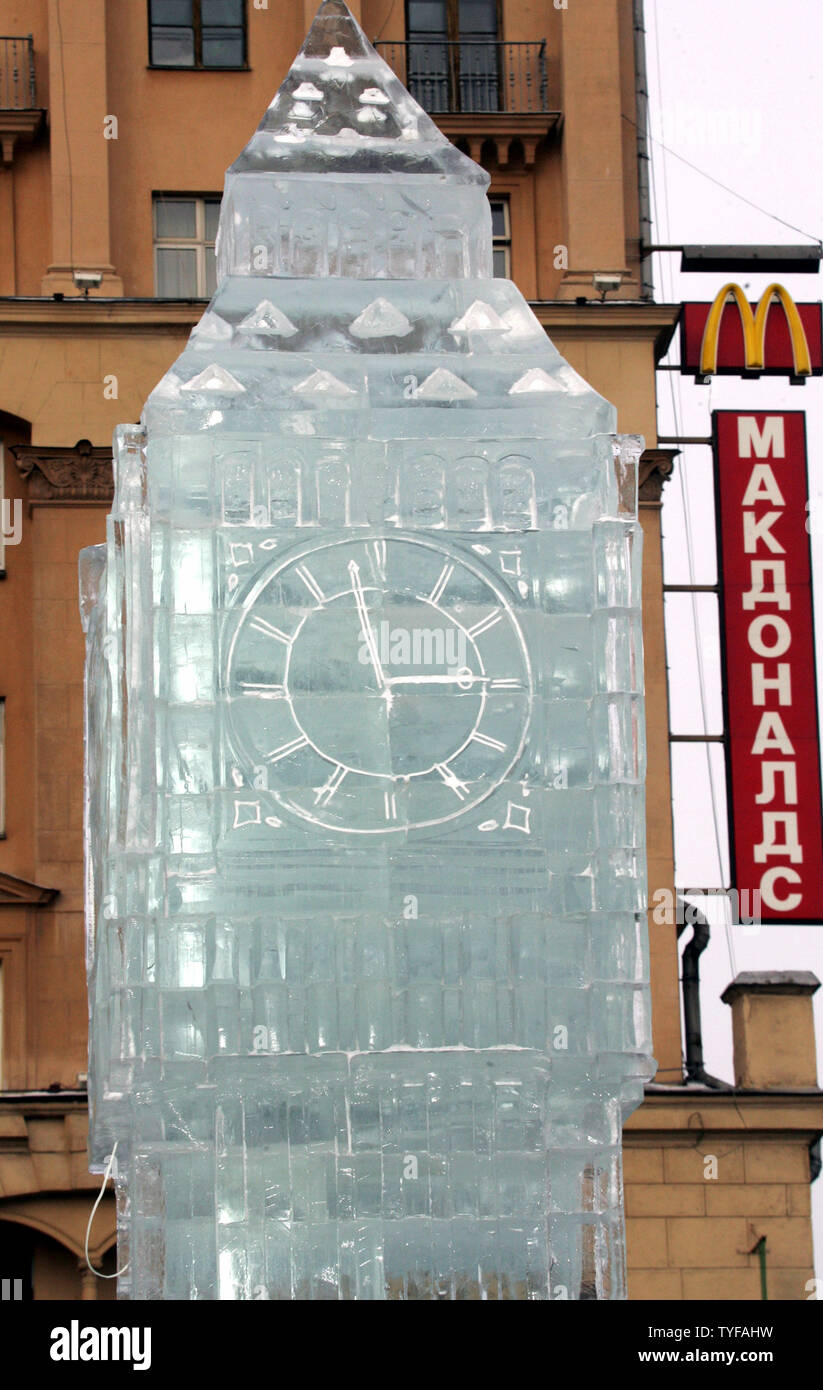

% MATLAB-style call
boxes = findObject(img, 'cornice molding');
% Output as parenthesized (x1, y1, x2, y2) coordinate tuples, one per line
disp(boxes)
(9, 438, 674, 515)
(11, 439, 113, 507)
(0, 299, 201, 335)
(0, 297, 682, 339)
(626, 1085, 823, 1141)
(9, 442, 675, 513)
(532, 300, 681, 361)
(0, 871, 58, 907)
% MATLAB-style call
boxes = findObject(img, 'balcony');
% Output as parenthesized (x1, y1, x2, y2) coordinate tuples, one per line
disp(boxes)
(376, 39, 549, 115)
(0, 36, 42, 165)
(0, 35, 36, 109)
(376, 39, 559, 166)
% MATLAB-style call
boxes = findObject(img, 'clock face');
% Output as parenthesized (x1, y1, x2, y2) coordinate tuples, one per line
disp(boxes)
(224, 535, 532, 834)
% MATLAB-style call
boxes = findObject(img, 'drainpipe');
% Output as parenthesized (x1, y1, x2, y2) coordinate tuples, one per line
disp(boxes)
(632, 0, 654, 300)
(677, 899, 732, 1089)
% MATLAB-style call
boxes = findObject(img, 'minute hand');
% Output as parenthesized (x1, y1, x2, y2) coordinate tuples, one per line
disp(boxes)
(348, 560, 387, 693)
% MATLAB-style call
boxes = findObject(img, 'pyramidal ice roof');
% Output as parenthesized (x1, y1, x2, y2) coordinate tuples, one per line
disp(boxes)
(230, 0, 486, 182)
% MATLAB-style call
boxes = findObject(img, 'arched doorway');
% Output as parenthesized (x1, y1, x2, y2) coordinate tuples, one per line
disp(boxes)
(0, 1216, 118, 1300)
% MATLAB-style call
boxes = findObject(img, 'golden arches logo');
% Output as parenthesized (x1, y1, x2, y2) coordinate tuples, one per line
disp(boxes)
(699, 282, 812, 377)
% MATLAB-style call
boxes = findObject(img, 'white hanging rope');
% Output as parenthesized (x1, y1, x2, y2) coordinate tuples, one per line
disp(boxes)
(84, 1142, 129, 1279)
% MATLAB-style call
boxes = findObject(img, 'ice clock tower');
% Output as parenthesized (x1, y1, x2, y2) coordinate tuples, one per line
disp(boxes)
(81, 0, 654, 1300)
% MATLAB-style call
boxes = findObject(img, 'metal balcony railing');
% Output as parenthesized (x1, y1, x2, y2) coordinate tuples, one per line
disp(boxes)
(0, 35, 36, 110)
(376, 39, 549, 115)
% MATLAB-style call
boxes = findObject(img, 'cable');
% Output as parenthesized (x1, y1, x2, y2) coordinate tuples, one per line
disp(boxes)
(622, 111, 820, 245)
(55, 0, 74, 270)
(651, 17, 673, 279)
(655, 198, 736, 977)
(84, 1142, 129, 1280)
(645, 9, 737, 981)
(655, 163, 738, 980)
(675, 408, 738, 979)
(374, 0, 398, 42)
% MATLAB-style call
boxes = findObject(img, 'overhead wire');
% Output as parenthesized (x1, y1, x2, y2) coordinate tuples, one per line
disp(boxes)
(621, 111, 820, 245)
(55, 0, 74, 270)
(647, 5, 737, 980)
(373, 0, 399, 42)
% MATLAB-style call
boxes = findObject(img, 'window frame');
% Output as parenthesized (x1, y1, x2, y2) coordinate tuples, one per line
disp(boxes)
(489, 194, 511, 279)
(0, 441, 5, 578)
(153, 194, 221, 298)
(405, 0, 503, 113)
(147, 0, 249, 71)
(0, 696, 5, 839)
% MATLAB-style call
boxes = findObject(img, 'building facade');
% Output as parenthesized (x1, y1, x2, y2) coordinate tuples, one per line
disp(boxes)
(0, 0, 819, 1299)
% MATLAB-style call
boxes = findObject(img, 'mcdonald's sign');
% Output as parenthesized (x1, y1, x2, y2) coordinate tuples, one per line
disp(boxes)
(680, 284, 822, 382)
(714, 412, 823, 922)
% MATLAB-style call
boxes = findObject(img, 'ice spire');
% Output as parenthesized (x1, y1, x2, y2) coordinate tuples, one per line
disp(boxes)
(216, 0, 492, 279)
(250, 0, 459, 152)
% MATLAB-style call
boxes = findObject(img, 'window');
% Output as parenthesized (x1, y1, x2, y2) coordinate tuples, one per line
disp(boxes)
(490, 196, 510, 277)
(149, 0, 246, 69)
(406, 0, 500, 112)
(407, 1, 499, 43)
(154, 196, 220, 297)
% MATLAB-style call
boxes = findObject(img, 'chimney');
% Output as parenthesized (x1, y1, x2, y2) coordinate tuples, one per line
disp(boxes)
(721, 971, 820, 1089)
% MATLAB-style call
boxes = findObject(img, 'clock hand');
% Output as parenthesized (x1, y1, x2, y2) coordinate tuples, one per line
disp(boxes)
(348, 560, 388, 695)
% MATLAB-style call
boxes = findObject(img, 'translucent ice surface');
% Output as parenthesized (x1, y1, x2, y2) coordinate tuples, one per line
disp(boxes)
(81, 0, 654, 1301)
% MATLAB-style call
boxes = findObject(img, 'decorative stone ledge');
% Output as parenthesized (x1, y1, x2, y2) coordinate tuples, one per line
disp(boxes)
(0, 108, 43, 166)
(438, 112, 561, 168)
(639, 448, 677, 505)
(11, 439, 113, 507)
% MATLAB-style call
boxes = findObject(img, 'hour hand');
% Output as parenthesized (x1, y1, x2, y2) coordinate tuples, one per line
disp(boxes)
(348, 560, 387, 693)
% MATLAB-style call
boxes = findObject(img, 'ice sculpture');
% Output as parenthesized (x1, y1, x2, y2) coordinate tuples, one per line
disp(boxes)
(80, 0, 654, 1300)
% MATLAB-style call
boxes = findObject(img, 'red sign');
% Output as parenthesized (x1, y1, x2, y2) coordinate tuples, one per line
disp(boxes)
(714, 411, 823, 923)
(681, 287, 823, 380)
